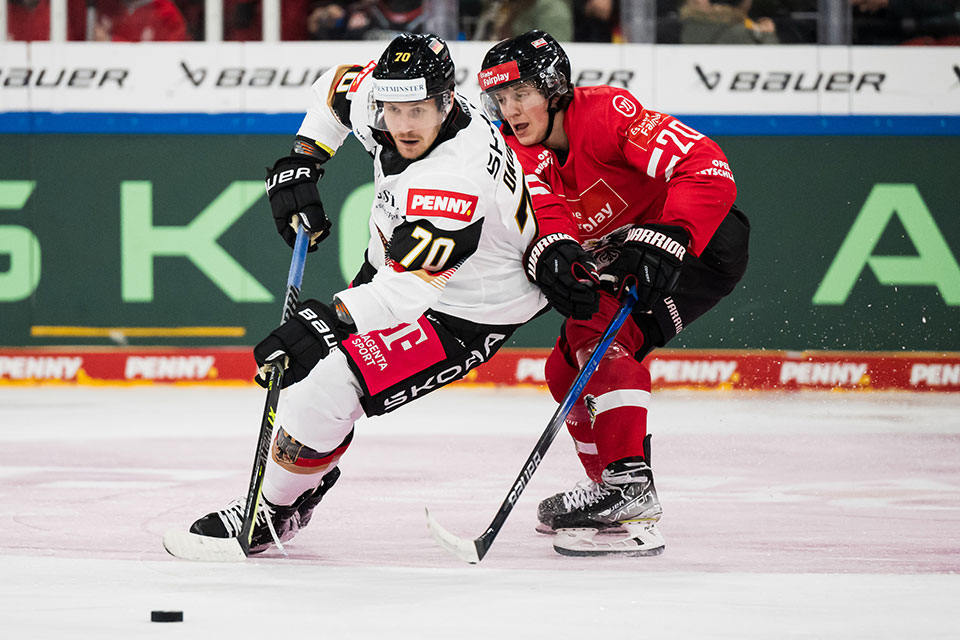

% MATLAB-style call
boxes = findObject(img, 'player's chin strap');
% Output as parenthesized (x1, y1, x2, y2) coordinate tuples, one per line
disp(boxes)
(541, 104, 561, 143)
(538, 88, 568, 144)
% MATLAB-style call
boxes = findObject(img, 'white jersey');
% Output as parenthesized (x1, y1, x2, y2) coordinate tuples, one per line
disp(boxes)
(295, 63, 547, 335)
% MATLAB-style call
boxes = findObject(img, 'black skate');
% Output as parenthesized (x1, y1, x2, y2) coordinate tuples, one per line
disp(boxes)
(536, 480, 627, 535)
(189, 467, 341, 554)
(549, 457, 665, 557)
(293, 466, 341, 529)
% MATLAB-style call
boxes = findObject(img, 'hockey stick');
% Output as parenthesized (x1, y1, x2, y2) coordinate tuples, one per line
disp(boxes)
(163, 226, 310, 562)
(426, 285, 641, 563)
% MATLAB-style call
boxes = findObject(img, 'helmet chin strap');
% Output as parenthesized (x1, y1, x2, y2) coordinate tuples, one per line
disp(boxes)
(540, 107, 559, 145)
(538, 95, 563, 146)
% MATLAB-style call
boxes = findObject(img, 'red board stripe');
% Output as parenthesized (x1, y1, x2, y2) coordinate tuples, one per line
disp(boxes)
(1, 348, 959, 392)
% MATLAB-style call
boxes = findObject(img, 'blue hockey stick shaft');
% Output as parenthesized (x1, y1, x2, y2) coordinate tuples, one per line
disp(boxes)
(427, 285, 640, 563)
(238, 225, 310, 555)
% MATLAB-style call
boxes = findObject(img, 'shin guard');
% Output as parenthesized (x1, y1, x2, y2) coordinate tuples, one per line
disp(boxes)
(263, 428, 353, 506)
(545, 340, 603, 481)
(579, 350, 652, 471)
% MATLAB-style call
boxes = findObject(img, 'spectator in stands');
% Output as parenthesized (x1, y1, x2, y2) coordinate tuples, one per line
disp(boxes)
(7, 0, 52, 40)
(223, 0, 261, 40)
(750, 0, 817, 43)
(222, 0, 314, 41)
(678, 0, 779, 44)
(7, 0, 86, 40)
(173, 0, 203, 40)
(488, 0, 573, 41)
(307, 1, 371, 40)
(458, 0, 487, 39)
(356, 0, 425, 39)
(574, 0, 619, 42)
(92, 0, 187, 41)
(851, 0, 960, 45)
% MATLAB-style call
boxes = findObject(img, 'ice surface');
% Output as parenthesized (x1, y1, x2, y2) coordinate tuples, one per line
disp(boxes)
(1, 386, 959, 638)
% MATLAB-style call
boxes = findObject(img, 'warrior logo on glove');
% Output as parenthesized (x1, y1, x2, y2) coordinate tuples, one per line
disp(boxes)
(605, 224, 689, 311)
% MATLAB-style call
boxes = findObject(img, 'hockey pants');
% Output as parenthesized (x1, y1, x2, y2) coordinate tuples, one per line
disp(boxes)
(545, 206, 750, 480)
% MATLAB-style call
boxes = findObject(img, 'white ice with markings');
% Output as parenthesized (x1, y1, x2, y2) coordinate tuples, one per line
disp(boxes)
(2, 386, 959, 638)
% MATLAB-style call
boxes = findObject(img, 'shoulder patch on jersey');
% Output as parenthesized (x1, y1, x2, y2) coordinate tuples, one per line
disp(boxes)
(611, 94, 638, 118)
(626, 109, 668, 151)
(328, 64, 366, 127)
(349, 60, 377, 95)
(406, 188, 479, 223)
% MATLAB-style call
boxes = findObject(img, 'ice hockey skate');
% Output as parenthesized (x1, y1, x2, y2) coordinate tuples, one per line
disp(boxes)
(548, 457, 665, 557)
(185, 466, 341, 555)
(536, 479, 628, 535)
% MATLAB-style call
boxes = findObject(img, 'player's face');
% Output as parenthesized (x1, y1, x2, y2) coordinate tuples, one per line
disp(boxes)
(383, 98, 444, 159)
(492, 82, 550, 146)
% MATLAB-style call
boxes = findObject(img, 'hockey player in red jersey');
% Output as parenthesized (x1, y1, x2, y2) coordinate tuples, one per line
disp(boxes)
(479, 30, 750, 557)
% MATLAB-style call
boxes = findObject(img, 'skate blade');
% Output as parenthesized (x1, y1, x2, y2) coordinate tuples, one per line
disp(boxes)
(552, 524, 665, 557)
(162, 530, 247, 562)
(535, 523, 627, 536)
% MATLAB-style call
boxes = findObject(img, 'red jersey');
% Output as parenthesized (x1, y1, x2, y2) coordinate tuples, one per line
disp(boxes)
(101, 0, 187, 42)
(7, 1, 49, 41)
(506, 85, 736, 260)
(7, 1, 86, 41)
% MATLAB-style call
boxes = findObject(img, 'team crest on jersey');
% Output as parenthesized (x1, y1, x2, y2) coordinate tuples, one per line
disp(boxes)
(407, 189, 479, 222)
(612, 95, 638, 118)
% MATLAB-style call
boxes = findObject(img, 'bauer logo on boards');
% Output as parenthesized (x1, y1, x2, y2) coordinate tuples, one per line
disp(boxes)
(406, 189, 479, 222)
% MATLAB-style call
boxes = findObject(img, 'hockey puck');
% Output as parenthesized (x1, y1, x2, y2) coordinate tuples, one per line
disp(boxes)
(151, 611, 183, 623)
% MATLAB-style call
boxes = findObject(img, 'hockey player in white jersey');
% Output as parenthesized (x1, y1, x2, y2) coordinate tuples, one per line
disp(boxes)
(186, 33, 552, 553)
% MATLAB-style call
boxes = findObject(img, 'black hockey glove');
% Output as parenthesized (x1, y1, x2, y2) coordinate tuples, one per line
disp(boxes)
(253, 300, 350, 389)
(264, 155, 332, 252)
(526, 233, 600, 320)
(604, 224, 689, 312)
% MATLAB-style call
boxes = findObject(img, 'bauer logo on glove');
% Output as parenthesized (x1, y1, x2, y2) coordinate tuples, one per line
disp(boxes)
(253, 300, 349, 389)
(264, 155, 332, 251)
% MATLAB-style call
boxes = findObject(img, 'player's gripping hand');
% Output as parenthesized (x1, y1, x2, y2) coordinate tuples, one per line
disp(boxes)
(605, 224, 688, 311)
(526, 233, 600, 320)
(253, 300, 349, 388)
(264, 156, 332, 252)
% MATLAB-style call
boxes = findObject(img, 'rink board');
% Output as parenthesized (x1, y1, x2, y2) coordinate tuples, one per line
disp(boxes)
(2, 347, 959, 392)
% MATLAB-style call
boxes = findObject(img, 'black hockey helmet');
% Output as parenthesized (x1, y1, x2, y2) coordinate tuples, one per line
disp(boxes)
(478, 30, 572, 126)
(369, 33, 456, 131)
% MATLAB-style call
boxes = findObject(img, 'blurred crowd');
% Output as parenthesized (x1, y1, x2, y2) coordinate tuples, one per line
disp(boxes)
(5, 0, 960, 45)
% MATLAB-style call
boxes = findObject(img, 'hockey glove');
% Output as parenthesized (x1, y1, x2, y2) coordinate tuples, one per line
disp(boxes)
(264, 155, 332, 252)
(253, 300, 350, 389)
(526, 233, 600, 320)
(604, 224, 688, 312)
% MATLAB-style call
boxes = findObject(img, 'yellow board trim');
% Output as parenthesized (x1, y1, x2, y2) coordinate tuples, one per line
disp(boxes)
(30, 326, 246, 338)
